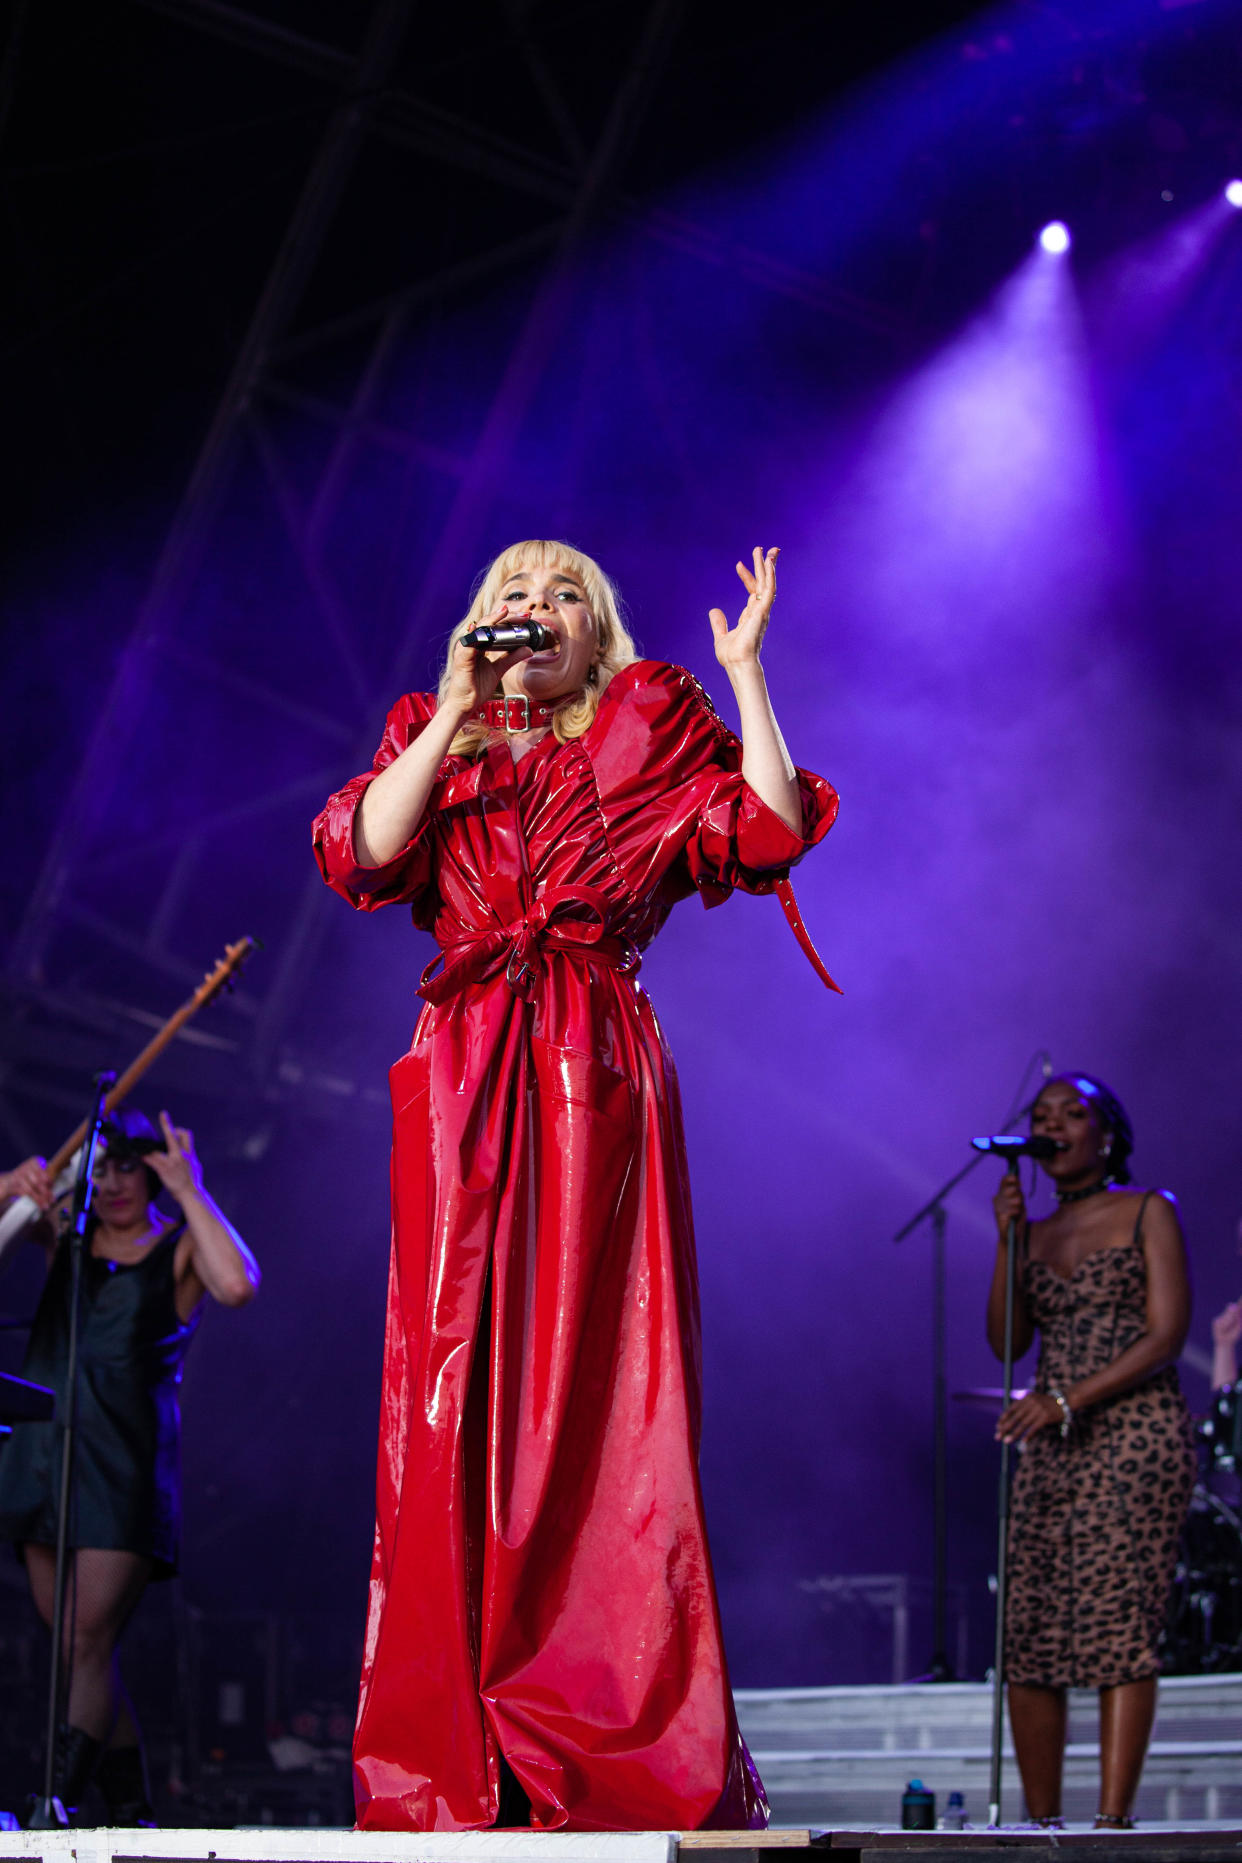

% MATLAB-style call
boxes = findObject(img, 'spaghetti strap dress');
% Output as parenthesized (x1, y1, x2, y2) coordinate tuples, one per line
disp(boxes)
(0, 1223, 200, 1578)
(1005, 1191, 1196, 1688)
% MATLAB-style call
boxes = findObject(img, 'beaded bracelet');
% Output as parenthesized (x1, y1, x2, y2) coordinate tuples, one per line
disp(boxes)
(1048, 1387, 1073, 1439)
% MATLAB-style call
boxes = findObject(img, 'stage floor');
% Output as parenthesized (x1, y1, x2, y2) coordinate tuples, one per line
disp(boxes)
(4, 1677, 1241, 1855)
(733, 1673, 1242, 1828)
(4, 1826, 1242, 1863)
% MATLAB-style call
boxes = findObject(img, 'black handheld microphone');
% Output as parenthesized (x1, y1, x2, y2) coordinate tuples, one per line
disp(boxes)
(462, 620, 556, 651)
(971, 1134, 1063, 1161)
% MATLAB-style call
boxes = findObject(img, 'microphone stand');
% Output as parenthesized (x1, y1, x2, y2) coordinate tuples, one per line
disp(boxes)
(988, 1180, 1021, 1828)
(891, 1057, 1051, 1690)
(893, 1151, 987, 1681)
(27, 1070, 115, 1832)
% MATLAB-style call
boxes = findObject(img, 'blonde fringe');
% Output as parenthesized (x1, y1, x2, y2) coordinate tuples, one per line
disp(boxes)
(438, 541, 639, 760)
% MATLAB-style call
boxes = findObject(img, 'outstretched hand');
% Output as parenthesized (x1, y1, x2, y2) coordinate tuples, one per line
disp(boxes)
(709, 547, 779, 673)
(145, 1111, 205, 1206)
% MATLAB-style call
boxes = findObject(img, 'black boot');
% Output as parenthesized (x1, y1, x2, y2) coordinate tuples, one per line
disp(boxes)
(494, 1753, 531, 1828)
(53, 1723, 103, 1822)
(95, 1745, 156, 1828)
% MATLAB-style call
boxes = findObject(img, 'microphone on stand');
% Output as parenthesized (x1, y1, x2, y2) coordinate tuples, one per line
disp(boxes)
(462, 619, 556, 651)
(971, 1134, 1063, 1161)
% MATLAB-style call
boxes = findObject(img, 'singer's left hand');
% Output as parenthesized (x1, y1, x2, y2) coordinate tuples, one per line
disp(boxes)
(996, 1390, 1063, 1446)
(146, 1111, 205, 1205)
(709, 546, 778, 672)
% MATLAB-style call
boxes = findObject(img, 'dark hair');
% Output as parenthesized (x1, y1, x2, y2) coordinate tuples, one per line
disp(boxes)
(1038, 1073, 1135, 1184)
(99, 1106, 163, 1202)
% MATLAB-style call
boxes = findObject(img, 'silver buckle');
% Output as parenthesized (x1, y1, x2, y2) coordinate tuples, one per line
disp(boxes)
(502, 694, 532, 732)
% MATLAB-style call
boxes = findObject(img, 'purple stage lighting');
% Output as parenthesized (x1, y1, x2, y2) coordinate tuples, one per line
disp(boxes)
(1225, 180, 1242, 209)
(1038, 221, 1071, 255)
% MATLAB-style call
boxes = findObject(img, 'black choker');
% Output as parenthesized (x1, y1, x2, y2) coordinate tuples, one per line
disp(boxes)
(1055, 1178, 1113, 1206)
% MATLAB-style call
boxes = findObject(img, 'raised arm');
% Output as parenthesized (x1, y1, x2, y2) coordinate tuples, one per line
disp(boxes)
(354, 607, 533, 868)
(148, 1112, 261, 1316)
(709, 547, 801, 835)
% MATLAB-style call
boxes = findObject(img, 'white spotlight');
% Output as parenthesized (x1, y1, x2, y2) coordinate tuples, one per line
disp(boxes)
(1038, 221, 1071, 254)
(1225, 179, 1242, 209)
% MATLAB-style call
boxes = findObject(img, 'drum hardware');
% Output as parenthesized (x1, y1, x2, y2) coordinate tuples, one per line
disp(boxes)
(1197, 1384, 1240, 1475)
(1162, 1482, 1242, 1674)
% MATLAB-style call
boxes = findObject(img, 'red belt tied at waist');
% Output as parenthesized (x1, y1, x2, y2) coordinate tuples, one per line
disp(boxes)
(418, 886, 640, 1006)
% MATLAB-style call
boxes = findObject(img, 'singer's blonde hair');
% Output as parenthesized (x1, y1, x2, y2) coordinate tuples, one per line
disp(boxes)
(439, 541, 639, 759)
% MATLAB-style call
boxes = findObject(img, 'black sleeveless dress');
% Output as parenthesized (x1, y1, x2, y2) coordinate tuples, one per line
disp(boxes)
(0, 1223, 201, 1576)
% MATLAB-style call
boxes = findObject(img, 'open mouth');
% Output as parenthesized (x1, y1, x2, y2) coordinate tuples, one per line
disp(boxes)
(512, 612, 561, 655)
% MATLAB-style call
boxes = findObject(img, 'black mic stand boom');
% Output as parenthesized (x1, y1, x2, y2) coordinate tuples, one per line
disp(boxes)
(969, 1132, 1058, 1826)
(893, 1149, 988, 1681)
(988, 1177, 1021, 1827)
(889, 1076, 1053, 1692)
(26, 1070, 115, 1831)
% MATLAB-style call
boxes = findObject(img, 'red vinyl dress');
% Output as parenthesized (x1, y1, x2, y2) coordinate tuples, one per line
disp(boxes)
(312, 658, 837, 1833)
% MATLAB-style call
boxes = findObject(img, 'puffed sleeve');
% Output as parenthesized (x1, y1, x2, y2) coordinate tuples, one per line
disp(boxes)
(586, 660, 837, 909)
(312, 692, 444, 916)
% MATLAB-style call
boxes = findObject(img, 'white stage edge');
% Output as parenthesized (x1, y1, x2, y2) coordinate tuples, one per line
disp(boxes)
(0, 1834, 679, 1863)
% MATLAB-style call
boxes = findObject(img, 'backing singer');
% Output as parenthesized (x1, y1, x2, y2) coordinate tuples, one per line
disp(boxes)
(987, 1073, 1194, 1830)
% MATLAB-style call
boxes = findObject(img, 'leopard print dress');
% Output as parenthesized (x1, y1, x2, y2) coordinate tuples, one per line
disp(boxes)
(1005, 1192, 1196, 1689)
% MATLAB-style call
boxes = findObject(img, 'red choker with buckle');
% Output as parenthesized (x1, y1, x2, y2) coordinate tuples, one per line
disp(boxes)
(472, 694, 572, 734)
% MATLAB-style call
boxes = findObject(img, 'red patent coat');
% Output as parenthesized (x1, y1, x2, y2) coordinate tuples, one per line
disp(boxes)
(313, 659, 837, 1832)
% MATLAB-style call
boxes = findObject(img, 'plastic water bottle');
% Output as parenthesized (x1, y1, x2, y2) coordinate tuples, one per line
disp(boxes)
(938, 1790, 967, 1831)
(901, 1779, 935, 1829)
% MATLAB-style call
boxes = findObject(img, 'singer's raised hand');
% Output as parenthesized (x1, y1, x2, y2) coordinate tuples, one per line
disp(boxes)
(993, 1171, 1026, 1242)
(708, 547, 779, 671)
(146, 1110, 205, 1205)
(443, 603, 534, 718)
(707, 546, 802, 834)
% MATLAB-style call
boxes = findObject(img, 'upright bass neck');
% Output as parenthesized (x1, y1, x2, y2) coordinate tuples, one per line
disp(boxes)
(0, 938, 255, 1265)
(43, 938, 255, 1178)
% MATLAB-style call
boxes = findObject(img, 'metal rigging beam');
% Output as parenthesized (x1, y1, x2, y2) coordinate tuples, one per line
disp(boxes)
(7, 0, 420, 989)
(132, 0, 580, 207)
(9, 0, 894, 1103)
(245, 0, 691, 1073)
(131, 0, 902, 349)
